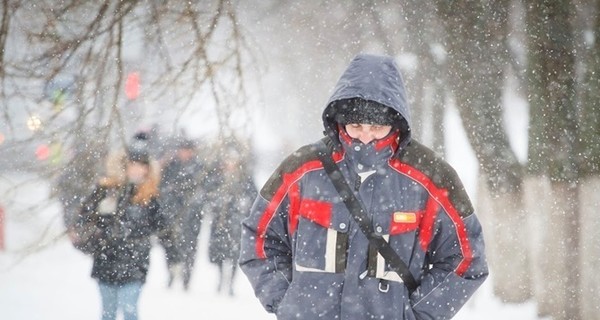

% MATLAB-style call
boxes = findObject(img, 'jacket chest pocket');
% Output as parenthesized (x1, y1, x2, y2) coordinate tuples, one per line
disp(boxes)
(372, 210, 421, 237)
(294, 199, 350, 273)
(368, 210, 422, 282)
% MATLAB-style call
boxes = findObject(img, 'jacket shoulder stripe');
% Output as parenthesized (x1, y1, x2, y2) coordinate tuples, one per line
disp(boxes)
(418, 197, 440, 251)
(255, 144, 325, 259)
(259, 144, 321, 200)
(399, 140, 474, 217)
(389, 158, 473, 276)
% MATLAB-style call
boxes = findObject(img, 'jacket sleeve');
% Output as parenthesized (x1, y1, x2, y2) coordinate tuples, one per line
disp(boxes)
(77, 184, 108, 227)
(239, 191, 294, 314)
(411, 207, 488, 319)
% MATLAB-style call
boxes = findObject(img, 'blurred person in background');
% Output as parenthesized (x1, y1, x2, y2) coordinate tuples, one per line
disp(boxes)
(75, 137, 166, 320)
(158, 137, 206, 290)
(207, 142, 257, 296)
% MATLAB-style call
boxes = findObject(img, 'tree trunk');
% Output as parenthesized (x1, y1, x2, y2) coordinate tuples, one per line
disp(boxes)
(576, 1, 600, 318)
(524, 1, 580, 318)
(478, 175, 530, 302)
(435, 0, 529, 303)
(579, 177, 600, 320)
(523, 176, 553, 317)
(492, 197, 530, 301)
(550, 182, 580, 320)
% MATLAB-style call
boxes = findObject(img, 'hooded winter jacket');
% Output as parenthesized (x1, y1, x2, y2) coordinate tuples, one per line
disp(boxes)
(81, 181, 165, 285)
(239, 53, 488, 320)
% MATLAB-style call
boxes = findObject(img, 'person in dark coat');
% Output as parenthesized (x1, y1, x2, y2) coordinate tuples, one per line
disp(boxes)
(208, 144, 257, 296)
(239, 53, 488, 319)
(158, 138, 205, 290)
(77, 144, 165, 320)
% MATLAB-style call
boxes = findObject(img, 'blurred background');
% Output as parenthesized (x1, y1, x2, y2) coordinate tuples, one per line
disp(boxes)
(0, 1, 599, 319)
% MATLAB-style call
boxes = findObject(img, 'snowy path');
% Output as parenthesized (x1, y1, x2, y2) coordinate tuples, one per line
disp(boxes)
(0, 175, 540, 320)
(0, 231, 541, 320)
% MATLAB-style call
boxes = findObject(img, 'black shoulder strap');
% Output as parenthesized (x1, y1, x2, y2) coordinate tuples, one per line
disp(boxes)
(315, 141, 418, 293)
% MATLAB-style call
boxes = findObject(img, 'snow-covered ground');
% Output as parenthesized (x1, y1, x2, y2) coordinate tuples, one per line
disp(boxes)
(1, 89, 541, 318)
(0, 172, 542, 320)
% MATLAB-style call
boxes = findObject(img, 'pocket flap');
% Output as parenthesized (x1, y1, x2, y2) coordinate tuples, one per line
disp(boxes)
(299, 199, 332, 228)
(299, 199, 351, 233)
(389, 211, 420, 235)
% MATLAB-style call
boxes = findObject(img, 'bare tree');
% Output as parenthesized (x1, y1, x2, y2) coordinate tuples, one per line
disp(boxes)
(1, 0, 253, 151)
(0, 0, 254, 247)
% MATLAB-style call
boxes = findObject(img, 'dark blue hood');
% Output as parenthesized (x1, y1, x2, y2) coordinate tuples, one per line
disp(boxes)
(322, 54, 412, 150)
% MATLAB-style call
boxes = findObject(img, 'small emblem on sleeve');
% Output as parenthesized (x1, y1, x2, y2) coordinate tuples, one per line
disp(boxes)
(393, 211, 416, 223)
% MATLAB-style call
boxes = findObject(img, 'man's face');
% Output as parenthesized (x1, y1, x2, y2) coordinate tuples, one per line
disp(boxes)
(344, 123, 392, 144)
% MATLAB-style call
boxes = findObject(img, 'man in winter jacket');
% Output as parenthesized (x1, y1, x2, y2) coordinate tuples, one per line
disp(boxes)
(239, 53, 488, 320)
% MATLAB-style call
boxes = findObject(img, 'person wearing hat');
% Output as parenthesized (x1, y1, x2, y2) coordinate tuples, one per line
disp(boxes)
(158, 137, 205, 290)
(239, 53, 488, 319)
(75, 141, 166, 320)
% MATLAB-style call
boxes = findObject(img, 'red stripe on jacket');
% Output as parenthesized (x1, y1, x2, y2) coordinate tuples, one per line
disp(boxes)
(418, 197, 440, 251)
(298, 199, 333, 228)
(288, 182, 301, 235)
(389, 159, 473, 276)
(255, 150, 344, 259)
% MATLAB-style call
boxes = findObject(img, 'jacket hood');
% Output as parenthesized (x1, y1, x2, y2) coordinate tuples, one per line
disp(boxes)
(322, 54, 412, 150)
